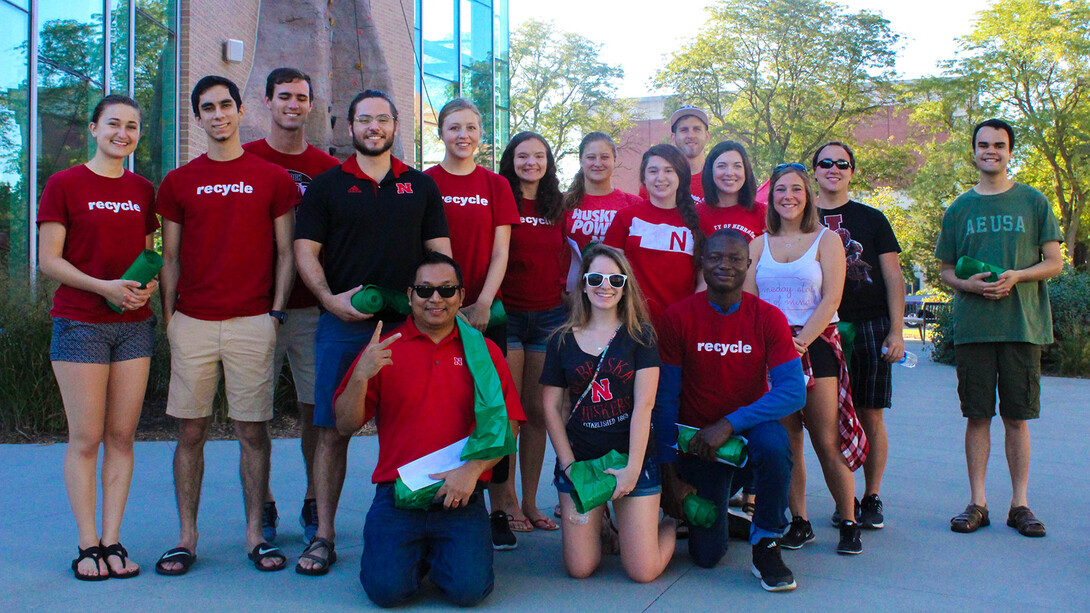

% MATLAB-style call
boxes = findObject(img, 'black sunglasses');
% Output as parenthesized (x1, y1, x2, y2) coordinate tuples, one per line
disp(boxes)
(584, 273, 627, 288)
(816, 158, 853, 170)
(412, 285, 461, 298)
(773, 162, 807, 173)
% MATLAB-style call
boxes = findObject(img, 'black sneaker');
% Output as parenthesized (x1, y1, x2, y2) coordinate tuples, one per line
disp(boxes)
(837, 520, 862, 555)
(778, 516, 815, 550)
(490, 510, 518, 551)
(860, 493, 884, 529)
(299, 498, 319, 544)
(728, 507, 752, 540)
(262, 501, 279, 543)
(831, 497, 861, 526)
(751, 537, 797, 592)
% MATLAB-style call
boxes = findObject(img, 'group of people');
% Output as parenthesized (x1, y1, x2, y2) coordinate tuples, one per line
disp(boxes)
(39, 62, 1060, 605)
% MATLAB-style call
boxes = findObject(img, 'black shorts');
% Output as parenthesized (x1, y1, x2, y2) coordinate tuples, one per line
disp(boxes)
(808, 334, 838, 379)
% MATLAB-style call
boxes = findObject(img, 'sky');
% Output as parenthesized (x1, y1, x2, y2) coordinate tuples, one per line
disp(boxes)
(509, 0, 995, 99)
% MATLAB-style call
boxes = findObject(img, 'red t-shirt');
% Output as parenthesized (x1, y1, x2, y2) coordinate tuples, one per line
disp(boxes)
(658, 292, 798, 427)
(36, 165, 159, 323)
(243, 139, 340, 309)
(638, 171, 705, 205)
(157, 153, 298, 320)
(602, 200, 698, 327)
(697, 201, 767, 242)
(333, 318, 527, 483)
(563, 189, 641, 252)
(501, 198, 566, 311)
(424, 165, 519, 306)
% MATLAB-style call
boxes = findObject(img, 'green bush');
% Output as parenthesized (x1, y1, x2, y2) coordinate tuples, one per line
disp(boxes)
(929, 268, 1090, 376)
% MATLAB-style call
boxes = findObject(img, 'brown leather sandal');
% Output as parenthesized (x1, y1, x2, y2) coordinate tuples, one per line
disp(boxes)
(950, 504, 990, 533)
(1006, 506, 1046, 537)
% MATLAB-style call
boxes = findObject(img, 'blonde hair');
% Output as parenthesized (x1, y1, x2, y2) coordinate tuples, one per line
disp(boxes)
(436, 97, 481, 134)
(555, 244, 655, 346)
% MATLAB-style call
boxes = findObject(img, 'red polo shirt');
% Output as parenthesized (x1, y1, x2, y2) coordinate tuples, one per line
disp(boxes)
(333, 318, 526, 483)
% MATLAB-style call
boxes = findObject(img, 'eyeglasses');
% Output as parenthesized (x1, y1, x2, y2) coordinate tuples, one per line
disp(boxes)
(583, 273, 627, 288)
(816, 158, 853, 170)
(354, 114, 395, 127)
(773, 163, 807, 173)
(411, 285, 461, 298)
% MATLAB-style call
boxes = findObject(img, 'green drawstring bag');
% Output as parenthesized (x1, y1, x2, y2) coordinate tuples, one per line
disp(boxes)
(683, 493, 718, 528)
(568, 449, 629, 514)
(108, 250, 163, 313)
(837, 321, 856, 372)
(394, 478, 443, 510)
(457, 317, 517, 461)
(676, 424, 748, 467)
(955, 255, 1006, 282)
(487, 300, 507, 328)
(394, 317, 517, 510)
(351, 285, 411, 316)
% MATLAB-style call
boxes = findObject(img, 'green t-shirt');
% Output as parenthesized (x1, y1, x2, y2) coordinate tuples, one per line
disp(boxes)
(934, 183, 1062, 345)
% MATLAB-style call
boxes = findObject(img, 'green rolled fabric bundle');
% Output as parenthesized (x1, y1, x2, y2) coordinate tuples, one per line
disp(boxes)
(394, 477, 443, 510)
(683, 493, 718, 528)
(488, 300, 507, 328)
(351, 285, 411, 315)
(676, 424, 748, 467)
(108, 249, 163, 313)
(458, 317, 518, 461)
(568, 449, 629, 514)
(837, 321, 857, 372)
(954, 256, 1006, 283)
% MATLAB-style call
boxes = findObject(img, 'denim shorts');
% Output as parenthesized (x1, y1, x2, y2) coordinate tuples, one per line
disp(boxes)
(50, 316, 156, 364)
(553, 454, 661, 498)
(506, 304, 567, 352)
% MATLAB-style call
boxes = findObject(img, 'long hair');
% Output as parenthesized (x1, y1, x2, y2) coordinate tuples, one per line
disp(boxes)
(640, 144, 704, 264)
(765, 165, 818, 235)
(554, 243, 655, 347)
(703, 140, 757, 210)
(562, 131, 616, 211)
(498, 131, 564, 224)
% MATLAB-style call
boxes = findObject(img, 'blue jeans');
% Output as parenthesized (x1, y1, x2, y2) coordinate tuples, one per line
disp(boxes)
(360, 485, 494, 607)
(676, 420, 791, 568)
(313, 313, 380, 428)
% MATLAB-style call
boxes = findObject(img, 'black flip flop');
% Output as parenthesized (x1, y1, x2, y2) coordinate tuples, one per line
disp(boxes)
(248, 542, 287, 572)
(72, 545, 109, 581)
(155, 546, 197, 576)
(101, 542, 140, 579)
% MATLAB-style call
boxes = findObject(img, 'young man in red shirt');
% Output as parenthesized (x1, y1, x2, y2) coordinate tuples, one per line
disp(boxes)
(156, 75, 298, 574)
(244, 67, 340, 545)
(293, 89, 451, 575)
(334, 251, 524, 607)
(655, 229, 805, 592)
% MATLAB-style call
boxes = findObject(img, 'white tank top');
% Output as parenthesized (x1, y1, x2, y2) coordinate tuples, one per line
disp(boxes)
(755, 228, 838, 327)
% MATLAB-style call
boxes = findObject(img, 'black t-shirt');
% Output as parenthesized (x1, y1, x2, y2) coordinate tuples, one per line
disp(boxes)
(295, 158, 449, 299)
(818, 200, 901, 322)
(540, 325, 660, 460)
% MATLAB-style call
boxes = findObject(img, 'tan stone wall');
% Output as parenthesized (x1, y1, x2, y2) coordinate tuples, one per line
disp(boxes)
(368, 1, 416, 164)
(178, 0, 260, 163)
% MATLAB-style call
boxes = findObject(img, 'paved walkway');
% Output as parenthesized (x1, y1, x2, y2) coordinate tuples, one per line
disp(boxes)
(4, 339, 1089, 611)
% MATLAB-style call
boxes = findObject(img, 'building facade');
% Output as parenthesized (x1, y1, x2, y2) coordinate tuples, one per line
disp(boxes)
(0, 0, 509, 281)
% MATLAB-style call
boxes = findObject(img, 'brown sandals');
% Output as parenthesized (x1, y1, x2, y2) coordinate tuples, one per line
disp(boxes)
(1006, 506, 1046, 537)
(950, 504, 990, 533)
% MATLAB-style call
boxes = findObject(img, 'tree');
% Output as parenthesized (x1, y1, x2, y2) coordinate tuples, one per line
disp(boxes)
(509, 19, 633, 168)
(654, 0, 899, 173)
(951, 0, 1090, 265)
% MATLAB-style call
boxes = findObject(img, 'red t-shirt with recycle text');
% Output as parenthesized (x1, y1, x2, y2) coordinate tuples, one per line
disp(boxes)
(425, 164, 520, 306)
(157, 152, 298, 320)
(36, 164, 159, 323)
(502, 198, 566, 311)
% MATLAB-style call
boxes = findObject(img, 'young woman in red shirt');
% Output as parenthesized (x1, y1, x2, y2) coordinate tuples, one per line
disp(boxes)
(561, 132, 642, 259)
(698, 141, 767, 242)
(37, 95, 159, 580)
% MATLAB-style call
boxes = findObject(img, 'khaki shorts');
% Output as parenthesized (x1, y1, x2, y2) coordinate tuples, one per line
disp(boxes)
(955, 342, 1042, 420)
(166, 311, 277, 422)
(273, 306, 318, 405)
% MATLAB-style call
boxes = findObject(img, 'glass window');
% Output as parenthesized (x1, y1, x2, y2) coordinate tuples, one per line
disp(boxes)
(494, 0, 508, 60)
(132, 0, 176, 186)
(420, 74, 456, 168)
(110, 0, 130, 94)
(0, 3, 29, 271)
(460, 0, 492, 68)
(421, 0, 457, 82)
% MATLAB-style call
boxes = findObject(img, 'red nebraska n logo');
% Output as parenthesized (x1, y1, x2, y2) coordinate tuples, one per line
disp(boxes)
(669, 231, 687, 252)
(590, 379, 613, 403)
(396, 183, 413, 194)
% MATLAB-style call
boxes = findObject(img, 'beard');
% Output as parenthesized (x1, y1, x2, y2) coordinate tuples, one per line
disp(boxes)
(353, 130, 395, 157)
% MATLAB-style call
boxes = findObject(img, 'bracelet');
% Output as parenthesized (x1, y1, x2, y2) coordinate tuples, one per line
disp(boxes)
(562, 461, 574, 473)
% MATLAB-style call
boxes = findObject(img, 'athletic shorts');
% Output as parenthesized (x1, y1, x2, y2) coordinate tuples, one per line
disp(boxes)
(553, 455, 661, 498)
(808, 335, 838, 379)
(955, 342, 1042, 420)
(50, 316, 155, 364)
(165, 312, 276, 422)
(847, 316, 893, 409)
(506, 305, 567, 353)
(273, 306, 319, 405)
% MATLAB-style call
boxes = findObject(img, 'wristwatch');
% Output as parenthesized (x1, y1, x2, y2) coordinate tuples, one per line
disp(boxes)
(269, 310, 287, 324)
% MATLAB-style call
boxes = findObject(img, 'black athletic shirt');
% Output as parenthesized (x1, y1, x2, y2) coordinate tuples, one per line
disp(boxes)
(818, 200, 901, 322)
